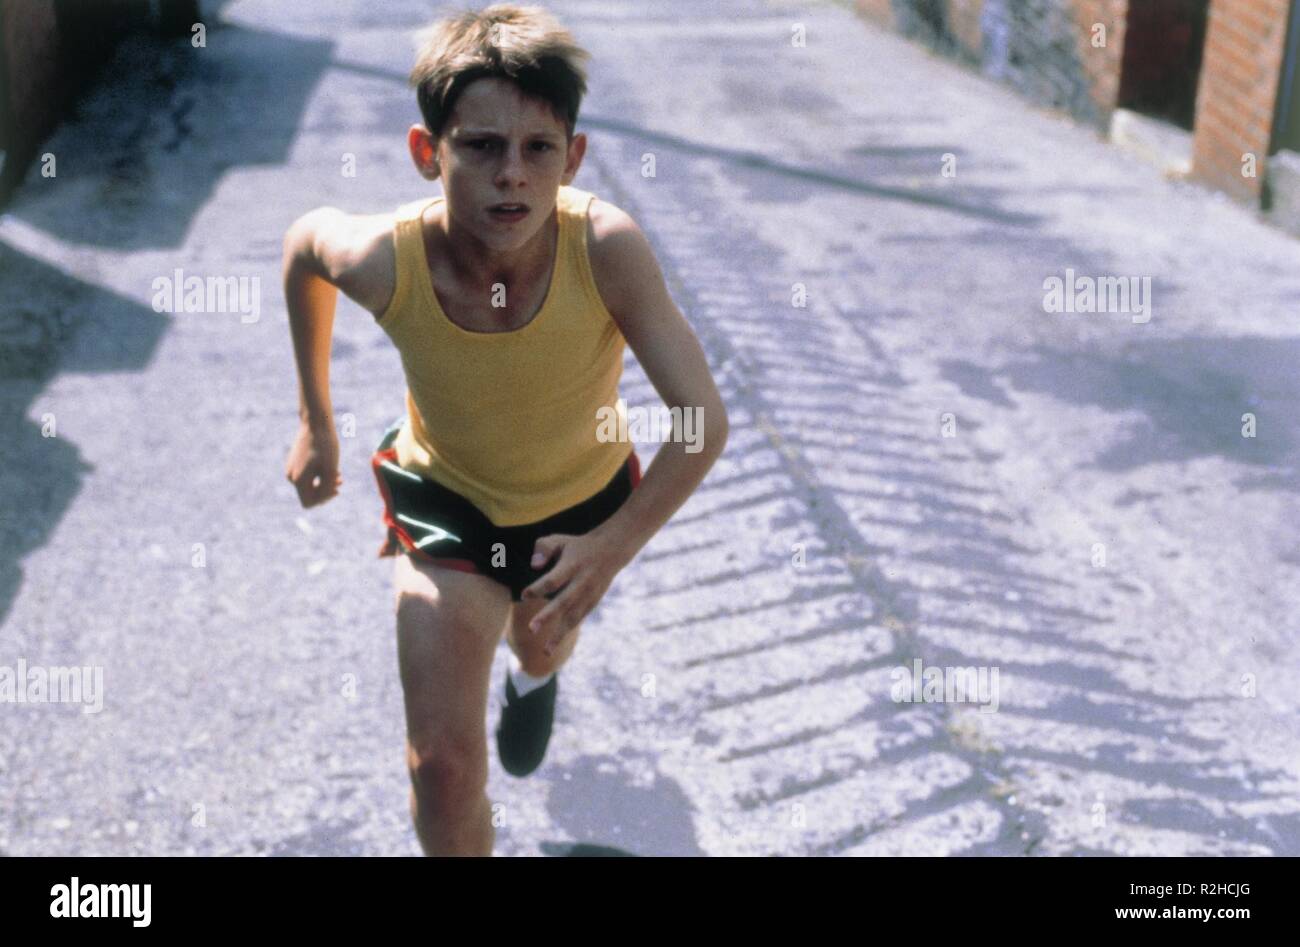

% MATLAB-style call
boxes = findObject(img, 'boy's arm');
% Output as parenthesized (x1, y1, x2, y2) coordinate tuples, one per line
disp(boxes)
(284, 209, 341, 432)
(518, 203, 729, 642)
(282, 208, 395, 507)
(587, 203, 730, 566)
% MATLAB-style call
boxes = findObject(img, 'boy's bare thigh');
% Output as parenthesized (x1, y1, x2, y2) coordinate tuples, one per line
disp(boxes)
(393, 554, 513, 759)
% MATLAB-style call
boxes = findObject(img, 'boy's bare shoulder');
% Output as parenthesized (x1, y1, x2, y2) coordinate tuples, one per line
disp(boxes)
(585, 197, 665, 320)
(291, 207, 399, 317)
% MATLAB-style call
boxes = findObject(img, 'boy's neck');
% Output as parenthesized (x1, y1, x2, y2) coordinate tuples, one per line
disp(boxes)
(438, 202, 559, 293)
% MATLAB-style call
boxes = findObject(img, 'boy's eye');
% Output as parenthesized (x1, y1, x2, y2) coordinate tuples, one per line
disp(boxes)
(465, 139, 553, 152)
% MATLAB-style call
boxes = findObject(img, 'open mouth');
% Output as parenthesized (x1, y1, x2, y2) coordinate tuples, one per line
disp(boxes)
(488, 202, 530, 219)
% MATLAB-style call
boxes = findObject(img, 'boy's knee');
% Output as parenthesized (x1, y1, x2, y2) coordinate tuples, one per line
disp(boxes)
(407, 740, 485, 807)
(513, 624, 580, 677)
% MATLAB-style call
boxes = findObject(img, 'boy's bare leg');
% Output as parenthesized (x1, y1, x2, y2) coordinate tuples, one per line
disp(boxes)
(507, 594, 582, 677)
(394, 554, 512, 856)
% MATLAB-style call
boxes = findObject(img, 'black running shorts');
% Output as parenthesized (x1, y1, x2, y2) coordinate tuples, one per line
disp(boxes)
(371, 418, 641, 602)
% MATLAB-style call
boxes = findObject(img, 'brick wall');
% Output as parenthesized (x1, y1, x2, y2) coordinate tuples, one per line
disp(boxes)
(855, 0, 894, 25)
(1190, 0, 1292, 203)
(1071, 0, 1129, 120)
(855, 0, 1299, 209)
(947, 0, 988, 61)
(854, 0, 1129, 129)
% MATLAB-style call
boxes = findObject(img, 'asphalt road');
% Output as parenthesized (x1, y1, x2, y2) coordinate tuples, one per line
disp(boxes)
(2, 0, 1299, 856)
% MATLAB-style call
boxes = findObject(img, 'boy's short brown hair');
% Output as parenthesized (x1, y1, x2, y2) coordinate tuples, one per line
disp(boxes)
(410, 4, 590, 140)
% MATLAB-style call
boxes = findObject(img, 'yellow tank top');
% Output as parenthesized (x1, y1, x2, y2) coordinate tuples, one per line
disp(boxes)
(376, 184, 632, 527)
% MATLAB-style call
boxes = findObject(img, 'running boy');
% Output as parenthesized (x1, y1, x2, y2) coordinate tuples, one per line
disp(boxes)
(281, 4, 728, 856)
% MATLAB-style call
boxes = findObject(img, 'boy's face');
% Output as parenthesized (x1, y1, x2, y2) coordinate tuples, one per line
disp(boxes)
(408, 77, 585, 252)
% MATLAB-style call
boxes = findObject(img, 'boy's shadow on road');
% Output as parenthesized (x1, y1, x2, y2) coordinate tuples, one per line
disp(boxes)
(543, 842, 638, 857)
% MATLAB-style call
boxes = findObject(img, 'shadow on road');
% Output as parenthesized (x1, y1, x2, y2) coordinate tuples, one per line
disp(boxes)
(4, 21, 333, 251)
(982, 338, 1300, 479)
(0, 16, 334, 625)
(0, 241, 169, 628)
(581, 115, 1041, 227)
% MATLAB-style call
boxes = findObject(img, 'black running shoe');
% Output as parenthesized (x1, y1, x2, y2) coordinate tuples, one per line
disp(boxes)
(496, 671, 558, 777)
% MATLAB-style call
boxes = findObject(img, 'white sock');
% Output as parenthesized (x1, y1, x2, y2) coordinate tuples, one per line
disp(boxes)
(509, 654, 554, 697)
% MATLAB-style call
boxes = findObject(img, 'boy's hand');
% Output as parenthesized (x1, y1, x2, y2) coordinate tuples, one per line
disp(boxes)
(521, 530, 627, 654)
(285, 422, 342, 508)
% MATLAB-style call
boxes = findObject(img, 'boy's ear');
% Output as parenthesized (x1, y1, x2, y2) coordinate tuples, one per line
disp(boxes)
(408, 124, 441, 181)
(560, 131, 587, 185)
